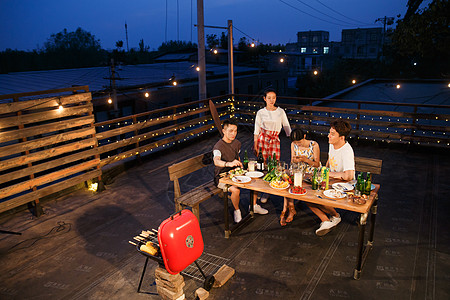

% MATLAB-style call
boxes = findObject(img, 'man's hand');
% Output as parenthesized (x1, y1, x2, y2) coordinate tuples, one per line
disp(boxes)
(228, 159, 243, 168)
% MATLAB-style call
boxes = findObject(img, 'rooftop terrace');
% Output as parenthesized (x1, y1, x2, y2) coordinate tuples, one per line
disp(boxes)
(0, 126, 449, 299)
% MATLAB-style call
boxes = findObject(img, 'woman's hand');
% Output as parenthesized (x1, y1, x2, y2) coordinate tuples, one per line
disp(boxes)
(253, 140, 258, 156)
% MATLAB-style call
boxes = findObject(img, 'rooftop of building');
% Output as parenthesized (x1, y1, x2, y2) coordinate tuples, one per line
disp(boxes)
(0, 126, 448, 299)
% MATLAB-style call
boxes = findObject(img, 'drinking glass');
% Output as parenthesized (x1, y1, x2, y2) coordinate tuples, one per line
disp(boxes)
(316, 173, 323, 195)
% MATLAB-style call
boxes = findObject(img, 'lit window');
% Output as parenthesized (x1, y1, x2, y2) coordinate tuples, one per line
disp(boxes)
(323, 47, 329, 54)
(301, 47, 306, 53)
(313, 48, 318, 54)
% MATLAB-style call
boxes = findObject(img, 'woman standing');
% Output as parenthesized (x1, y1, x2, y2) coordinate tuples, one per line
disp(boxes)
(254, 89, 291, 162)
(280, 128, 321, 226)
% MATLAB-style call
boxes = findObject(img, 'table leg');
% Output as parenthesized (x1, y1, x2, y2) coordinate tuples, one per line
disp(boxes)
(354, 212, 368, 280)
(367, 195, 378, 246)
(249, 190, 255, 217)
(222, 188, 231, 238)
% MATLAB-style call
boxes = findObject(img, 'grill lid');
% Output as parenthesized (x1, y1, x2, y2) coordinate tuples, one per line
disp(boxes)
(158, 210, 204, 274)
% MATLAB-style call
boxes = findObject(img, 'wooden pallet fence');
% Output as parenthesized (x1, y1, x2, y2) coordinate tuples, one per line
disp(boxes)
(0, 90, 101, 215)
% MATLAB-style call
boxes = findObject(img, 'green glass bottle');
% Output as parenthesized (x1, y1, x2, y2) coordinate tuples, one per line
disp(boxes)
(311, 168, 318, 190)
(267, 154, 272, 172)
(365, 172, 372, 195)
(243, 150, 249, 170)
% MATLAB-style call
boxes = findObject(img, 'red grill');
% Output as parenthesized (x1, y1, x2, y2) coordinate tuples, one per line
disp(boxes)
(132, 209, 215, 292)
(158, 209, 204, 274)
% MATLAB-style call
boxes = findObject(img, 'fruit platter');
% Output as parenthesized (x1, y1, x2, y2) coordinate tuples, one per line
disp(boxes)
(269, 180, 290, 190)
(289, 186, 306, 195)
(228, 167, 246, 178)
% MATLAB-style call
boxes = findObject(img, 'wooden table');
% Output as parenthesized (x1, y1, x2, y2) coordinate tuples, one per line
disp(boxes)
(219, 176, 380, 280)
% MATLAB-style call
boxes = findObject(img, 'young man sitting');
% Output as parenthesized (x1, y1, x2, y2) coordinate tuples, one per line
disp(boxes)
(213, 119, 268, 223)
(307, 119, 355, 236)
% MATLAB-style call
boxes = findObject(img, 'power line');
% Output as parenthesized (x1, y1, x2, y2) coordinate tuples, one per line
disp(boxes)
(293, 0, 365, 26)
(277, 0, 353, 26)
(314, 0, 372, 25)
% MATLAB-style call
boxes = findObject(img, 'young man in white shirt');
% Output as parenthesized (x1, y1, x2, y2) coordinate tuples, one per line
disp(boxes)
(307, 119, 355, 236)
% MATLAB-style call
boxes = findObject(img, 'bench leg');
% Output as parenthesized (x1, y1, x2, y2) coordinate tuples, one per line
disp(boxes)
(175, 201, 182, 213)
(192, 204, 200, 222)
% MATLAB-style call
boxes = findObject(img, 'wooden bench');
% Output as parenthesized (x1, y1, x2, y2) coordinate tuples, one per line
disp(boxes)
(320, 152, 382, 175)
(168, 152, 222, 221)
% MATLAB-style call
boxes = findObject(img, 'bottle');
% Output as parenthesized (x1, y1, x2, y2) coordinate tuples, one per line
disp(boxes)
(243, 150, 249, 170)
(267, 155, 272, 172)
(355, 173, 362, 196)
(323, 167, 330, 190)
(257, 147, 264, 172)
(311, 168, 318, 190)
(365, 172, 372, 195)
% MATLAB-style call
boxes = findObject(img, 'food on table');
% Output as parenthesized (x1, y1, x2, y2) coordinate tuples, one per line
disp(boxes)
(290, 186, 306, 194)
(229, 167, 246, 178)
(347, 192, 368, 205)
(269, 180, 289, 189)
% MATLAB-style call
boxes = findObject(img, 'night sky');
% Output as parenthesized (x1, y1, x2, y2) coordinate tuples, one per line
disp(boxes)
(0, 0, 432, 52)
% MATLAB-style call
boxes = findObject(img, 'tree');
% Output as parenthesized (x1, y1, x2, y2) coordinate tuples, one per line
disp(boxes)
(219, 32, 228, 49)
(44, 27, 105, 69)
(206, 34, 219, 49)
(391, 0, 449, 76)
(116, 40, 124, 50)
(139, 39, 149, 52)
(157, 40, 197, 52)
(238, 37, 249, 51)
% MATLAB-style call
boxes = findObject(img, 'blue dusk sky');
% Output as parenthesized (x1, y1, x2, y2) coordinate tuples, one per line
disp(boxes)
(0, 0, 432, 51)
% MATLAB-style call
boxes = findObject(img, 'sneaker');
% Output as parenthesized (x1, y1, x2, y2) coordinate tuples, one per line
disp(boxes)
(260, 193, 269, 204)
(329, 214, 341, 227)
(253, 204, 268, 215)
(234, 210, 242, 223)
(315, 220, 334, 236)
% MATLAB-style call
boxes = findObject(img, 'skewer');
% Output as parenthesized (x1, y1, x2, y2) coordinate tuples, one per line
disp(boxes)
(151, 228, 158, 233)
(128, 241, 137, 246)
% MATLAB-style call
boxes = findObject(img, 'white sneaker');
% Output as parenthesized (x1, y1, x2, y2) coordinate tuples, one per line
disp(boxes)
(315, 220, 334, 236)
(329, 214, 341, 226)
(253, 204, 268, 215)
(234, 210, 242, 223)
(260, 193, 269, 204)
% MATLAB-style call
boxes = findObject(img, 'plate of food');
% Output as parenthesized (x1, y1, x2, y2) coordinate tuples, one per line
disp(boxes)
(232, 176, 251, 184)
(323, 189, 346, 199)
(245, 171, 264, 178)
(332, 182, 354, 191)
(289, 186, 307, 195)
(348, 193, 369, 205)
(351, 183, 376, 190)
(229, 167, 246, 178)
(269, 180, 290, 190)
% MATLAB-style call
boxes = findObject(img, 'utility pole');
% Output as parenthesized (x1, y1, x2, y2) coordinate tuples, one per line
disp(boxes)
(375, 16, 394, 59)
(197, 0, 207, 100)
(125, 22, 129, 52)
(110, 58, 118, 113)
(227, 20, 234, 95)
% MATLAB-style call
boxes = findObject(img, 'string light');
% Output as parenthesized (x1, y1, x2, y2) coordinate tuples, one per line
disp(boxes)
(144, 92, 149, 98)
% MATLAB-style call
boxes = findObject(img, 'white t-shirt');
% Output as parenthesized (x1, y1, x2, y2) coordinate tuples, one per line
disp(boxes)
(328, 142, 355, 179)
(254, 107, 291, 136)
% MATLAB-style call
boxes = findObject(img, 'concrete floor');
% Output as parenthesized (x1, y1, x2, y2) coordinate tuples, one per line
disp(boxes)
(0, 125, 449, 300)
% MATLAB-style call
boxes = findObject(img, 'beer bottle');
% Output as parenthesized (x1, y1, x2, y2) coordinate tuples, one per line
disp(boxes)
(312, 168, 318, 190)
(365, 172, 372, 195)
(356, 173, 362, 196)
(257, 147, 264, 171)
(243, 150, 249, 170)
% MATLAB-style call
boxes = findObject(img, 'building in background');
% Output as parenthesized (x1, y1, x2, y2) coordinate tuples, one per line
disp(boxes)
(332, 27, 383, 59)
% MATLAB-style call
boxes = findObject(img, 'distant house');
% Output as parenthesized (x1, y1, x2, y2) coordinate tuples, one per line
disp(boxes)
(278, 30, 331, 76)
(332, 28, 383, 59)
